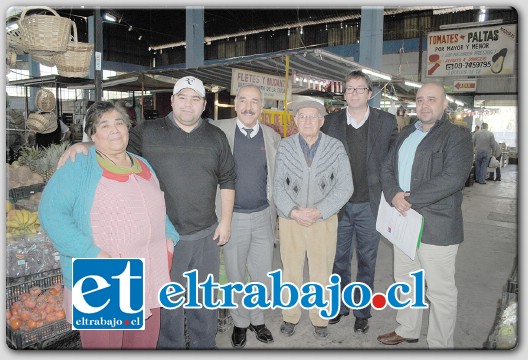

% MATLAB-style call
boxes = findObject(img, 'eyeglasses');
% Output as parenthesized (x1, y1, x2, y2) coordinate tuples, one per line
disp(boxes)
(345, 87, 370, 94)
(296, 114, 322, 121)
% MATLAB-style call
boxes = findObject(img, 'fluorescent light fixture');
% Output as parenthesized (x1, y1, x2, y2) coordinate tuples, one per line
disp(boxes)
(439, 19, 502, 30)
(362, 68, 392, 81)
(103, 12, 117, 22)
(382, 93, 398, 101)
(432, 6, 474, 15)
(446, 95, 455, 103)
(455, 100, 465, 106)
(404, 80, 422, 89)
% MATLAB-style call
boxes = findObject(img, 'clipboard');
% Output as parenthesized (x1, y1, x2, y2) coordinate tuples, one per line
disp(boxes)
(376, 192, 423, 260)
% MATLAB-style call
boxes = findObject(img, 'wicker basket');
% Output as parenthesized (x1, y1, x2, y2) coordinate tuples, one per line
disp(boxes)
(35, 88, 56, 112)
(7, 49, 18, 68)
(6, 23, 26, 54)
(27, 112, 55, 133)
(54, 20, 93, 78)
(41, 114, 59, 134)
(32, 54, 56, 67)
(19, 6, 71, 56)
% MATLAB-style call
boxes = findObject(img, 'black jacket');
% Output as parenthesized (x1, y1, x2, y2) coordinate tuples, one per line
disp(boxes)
(380, 115, 474, 245)
(322, 107, 398, 217)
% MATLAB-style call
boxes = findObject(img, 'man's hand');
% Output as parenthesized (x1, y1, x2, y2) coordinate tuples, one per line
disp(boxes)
(56, 142, 92, 169)
(391, 192, 412, 216)
(213, 220, 231, 246)
(291, 208, 320, 227)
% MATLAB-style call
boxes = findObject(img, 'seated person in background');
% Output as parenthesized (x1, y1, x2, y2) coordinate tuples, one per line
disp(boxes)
(59, 119, 71, 143)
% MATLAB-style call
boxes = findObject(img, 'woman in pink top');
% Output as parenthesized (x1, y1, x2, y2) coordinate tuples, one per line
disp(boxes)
(39, 101, 179, 349)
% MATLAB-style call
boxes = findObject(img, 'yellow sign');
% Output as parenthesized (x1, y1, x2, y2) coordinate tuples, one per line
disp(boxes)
(259, 109, 296, 138)
(259, 109, 293, 125)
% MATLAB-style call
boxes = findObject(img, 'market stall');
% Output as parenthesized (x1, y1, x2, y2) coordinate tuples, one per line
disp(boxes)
(6, 143, 74, 349)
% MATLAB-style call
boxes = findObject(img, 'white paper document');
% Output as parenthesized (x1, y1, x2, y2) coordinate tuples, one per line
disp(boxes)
(376, 193, 424, 260)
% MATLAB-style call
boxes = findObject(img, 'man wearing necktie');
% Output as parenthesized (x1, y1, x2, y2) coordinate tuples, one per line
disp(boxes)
(243, 127, 253, 138)
(213, 85, 281, 348)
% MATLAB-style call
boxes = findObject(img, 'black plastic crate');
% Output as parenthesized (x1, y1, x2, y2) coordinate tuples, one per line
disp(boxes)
(7, 319, 72, 350)
(6, 268, 62, 304)
(6, 269, 72, 349)
(8, 183, 46, 203)
(30, 329, 81, 350)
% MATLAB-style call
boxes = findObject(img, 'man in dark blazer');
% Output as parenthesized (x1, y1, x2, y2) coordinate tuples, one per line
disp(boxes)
(377, 82, 473, 347)
(321, 70, 398, 333)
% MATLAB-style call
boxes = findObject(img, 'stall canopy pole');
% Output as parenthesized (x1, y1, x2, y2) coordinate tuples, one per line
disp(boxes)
(141, 74, 145, 122)
(94, 8, 103, 101)
(214, 92, 219, 120)
(283, 55, 290, 138)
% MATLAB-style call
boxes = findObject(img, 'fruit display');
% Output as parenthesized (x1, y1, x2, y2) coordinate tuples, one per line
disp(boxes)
(7, 163, 44, 189)
(6, 233, 61, 278)
(6, 208, 41, 236)
(9, 142, 69, 189)
(5, 269, 72, 349)
(5, 161, 61, 278)
(6, 283, 66, 332)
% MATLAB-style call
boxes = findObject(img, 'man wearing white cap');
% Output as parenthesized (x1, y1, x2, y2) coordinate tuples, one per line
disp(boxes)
(56, 76, 236, 350)
(274, 100, 353, 339)
(150, 76, 236, 349)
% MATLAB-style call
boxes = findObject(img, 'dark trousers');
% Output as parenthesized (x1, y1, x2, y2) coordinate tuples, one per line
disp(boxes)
(157, 232, 220, 349)
(332, 201, 380, 319)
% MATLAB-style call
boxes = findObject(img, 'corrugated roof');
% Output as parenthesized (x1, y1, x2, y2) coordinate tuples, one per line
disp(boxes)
(147, 48, 416, 102)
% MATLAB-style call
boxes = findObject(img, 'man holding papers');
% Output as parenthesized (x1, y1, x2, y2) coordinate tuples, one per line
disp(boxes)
(378, 82, 473, 348)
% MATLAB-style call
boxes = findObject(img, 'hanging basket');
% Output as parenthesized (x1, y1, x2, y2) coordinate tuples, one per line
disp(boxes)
(6, 21, 26, 54)
(40, 113, 59, 134)
(54, 21, 93, 78)
(19, 6, 71, 55)
(27, 112, 54, 133)
(32, 54, 56, 68)
(35, 88, 56, 112)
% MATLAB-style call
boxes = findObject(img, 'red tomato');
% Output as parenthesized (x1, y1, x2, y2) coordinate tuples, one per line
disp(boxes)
(9, 318, 22, 330)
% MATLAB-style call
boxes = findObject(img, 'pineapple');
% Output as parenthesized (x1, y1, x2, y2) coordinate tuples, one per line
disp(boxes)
(17, 145, 44, 170)
(33, 143, 69, 182)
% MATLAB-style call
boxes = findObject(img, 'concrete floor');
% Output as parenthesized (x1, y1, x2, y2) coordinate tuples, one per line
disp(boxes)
(215, 164, 518, 351)
(8, 165, 516, 354)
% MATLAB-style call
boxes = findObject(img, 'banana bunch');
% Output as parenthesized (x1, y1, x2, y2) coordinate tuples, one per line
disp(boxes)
(6, 209, 41, 236)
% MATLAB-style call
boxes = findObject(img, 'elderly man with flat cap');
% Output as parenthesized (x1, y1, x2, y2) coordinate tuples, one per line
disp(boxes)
(273, 100, 353, 339)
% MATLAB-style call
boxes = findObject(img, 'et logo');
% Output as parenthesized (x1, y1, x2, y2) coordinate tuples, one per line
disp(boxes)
(72, 258, 145, 330)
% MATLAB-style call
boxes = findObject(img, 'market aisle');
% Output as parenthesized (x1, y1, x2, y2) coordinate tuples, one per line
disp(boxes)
(215, 164, 518, 350)
(9, 166, 516, 351)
